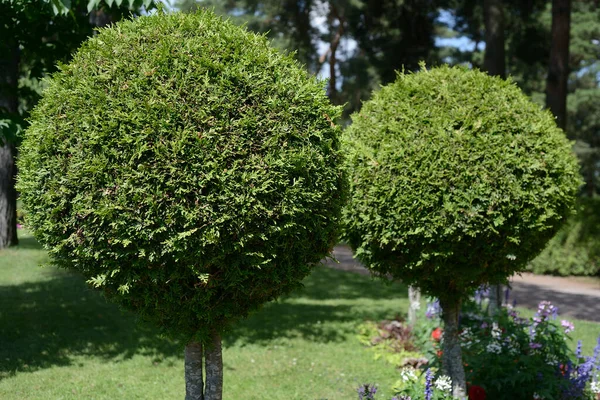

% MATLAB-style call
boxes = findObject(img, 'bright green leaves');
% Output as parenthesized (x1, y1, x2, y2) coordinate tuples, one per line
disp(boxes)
(17, 10, 345, 342)
(342, 65, 581, 301)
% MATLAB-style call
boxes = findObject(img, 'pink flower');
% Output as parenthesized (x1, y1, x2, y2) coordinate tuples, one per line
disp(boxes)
(561, 319, 574, 334)
(16, 224, 22, 229)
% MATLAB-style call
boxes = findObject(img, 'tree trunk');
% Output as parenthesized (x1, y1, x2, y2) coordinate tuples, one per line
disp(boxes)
(185, 342, 204, 400)
(439, 297, 466, 398)
(0, 37, 19, 249)
(318, 4, 345, 103)
(546, 0, 571, 132)
(487, 284, 502, 315)
(408, 285, 421, 325)
(204, 332, 223, 400)
(483, 0, 506, 78)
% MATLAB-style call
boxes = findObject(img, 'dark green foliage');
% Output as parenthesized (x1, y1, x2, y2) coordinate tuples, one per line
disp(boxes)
(529, 198, 600, 276)
(17, 10, 345, 342)
(342, 65, 581, 302)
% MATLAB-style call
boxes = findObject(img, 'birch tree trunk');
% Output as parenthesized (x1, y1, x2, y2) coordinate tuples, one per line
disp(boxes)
(439, 297, 466, 398)
(185, 342, 204, 400)
(408, 285, 421, 325)
(204, 332, 223, 400)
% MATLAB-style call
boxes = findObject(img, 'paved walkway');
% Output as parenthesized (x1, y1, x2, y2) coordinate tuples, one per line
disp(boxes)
(322, 245, 600, 323)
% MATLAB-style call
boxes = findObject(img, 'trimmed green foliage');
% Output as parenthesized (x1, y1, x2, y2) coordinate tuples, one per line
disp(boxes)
(16, 10, 345, 342)
(529, 198, 600, 276)
(342, 65, 581, 302)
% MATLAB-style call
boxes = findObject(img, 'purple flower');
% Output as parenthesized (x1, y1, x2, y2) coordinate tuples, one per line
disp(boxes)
(426, 299, 441, 319)
(424, 369, 434, 400)
(357, 384, 377, 400)
(592, 335, 600, 370)
(561, 319, 574, 334)
(529, 342, 542, 350)
(576, 340, 582, 359)
(536, 301, 558, 321)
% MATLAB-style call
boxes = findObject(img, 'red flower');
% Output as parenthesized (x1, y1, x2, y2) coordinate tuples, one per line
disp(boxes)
(431, 327, 443, 341)
(468, 385, 486, 400)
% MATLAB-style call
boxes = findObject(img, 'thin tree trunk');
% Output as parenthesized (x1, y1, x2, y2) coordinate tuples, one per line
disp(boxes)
(439, 297, 466, 398)
(408, 285, 421, 325)
(483, 0, 506, 78)
(185, 342, 204, 400)
(318, 4, 344, 103)
(487, 284, 502, 315)
(546, 0, 571, 132)
(204, 332, 223, 400)
(0, 37, 19, 249)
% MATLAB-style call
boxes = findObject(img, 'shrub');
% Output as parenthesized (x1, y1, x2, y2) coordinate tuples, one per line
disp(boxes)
(17, 10, 345, 398)
(342, 64, 581, 395)
(529, 198, 600, 276)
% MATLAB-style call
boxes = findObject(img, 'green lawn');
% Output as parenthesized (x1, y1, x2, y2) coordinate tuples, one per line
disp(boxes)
(0, 231, 407, 399)
(1, 232, 598, 399)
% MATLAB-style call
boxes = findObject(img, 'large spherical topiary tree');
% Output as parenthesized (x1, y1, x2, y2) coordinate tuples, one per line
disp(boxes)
(17, 10, 345, 400)
(342, 65, 581, 397)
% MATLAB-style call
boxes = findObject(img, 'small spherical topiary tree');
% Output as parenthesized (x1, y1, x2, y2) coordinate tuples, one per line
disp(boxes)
(342, 65, 581, 397)
(17, 10, 345, 400)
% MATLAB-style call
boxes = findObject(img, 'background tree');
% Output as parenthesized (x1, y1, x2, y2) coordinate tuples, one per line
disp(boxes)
(342, 65, 581, 396)
(17, 10, 346, 399)
(0, 0, 151, 250)
(546, 0, 571, 131)
(177, 0, 447, 118)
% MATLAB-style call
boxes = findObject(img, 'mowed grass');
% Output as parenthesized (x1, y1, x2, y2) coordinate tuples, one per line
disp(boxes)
(1, 232, 599, 399)
(0, 231, 408, 400)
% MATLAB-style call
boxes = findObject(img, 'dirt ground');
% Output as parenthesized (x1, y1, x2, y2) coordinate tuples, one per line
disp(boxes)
(322, 245, 600, 323)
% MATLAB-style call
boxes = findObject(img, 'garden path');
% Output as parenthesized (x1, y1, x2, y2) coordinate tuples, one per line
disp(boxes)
(322, 245, 600, 323)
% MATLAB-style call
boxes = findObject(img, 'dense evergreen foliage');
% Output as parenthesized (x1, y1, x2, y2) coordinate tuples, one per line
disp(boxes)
(342, 65, 581, 301)
(17, 10, 345, 342)
(529, 198, 600, 276)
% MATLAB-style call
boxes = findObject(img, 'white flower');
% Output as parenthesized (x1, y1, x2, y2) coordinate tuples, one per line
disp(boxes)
(591, 381, 600, 394)
(491, 323, 502, 339)
(533, 393, 543, 399)
(434, 375, 452, 392)
(400, 368, 418, 382)
(486, 342, 502, 354)
(506, 254, 516, 260)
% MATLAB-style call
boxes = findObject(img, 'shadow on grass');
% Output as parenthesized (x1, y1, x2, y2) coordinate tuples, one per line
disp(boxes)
(225, 266, 408, 347)
(0, 270, 181, 380)
(11, 235, 44, 251)
(1, 238, 408, 379)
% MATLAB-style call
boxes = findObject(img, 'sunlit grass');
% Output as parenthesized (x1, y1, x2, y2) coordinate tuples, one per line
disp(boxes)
(0, 231, 409, 399)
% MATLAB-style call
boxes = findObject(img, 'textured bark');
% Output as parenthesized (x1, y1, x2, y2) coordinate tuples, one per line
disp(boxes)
(483, 0, 506, 78)
(185, 342, 204, 400)
(440, 297, 466, 398)
(0, 37, 19, 249)
(408, 285, 421, 325)
(204, 333, 223, 400)
(546, 0, 571, 131)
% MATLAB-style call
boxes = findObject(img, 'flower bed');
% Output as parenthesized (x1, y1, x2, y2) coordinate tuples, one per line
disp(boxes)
(357, 292, 600, 400)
